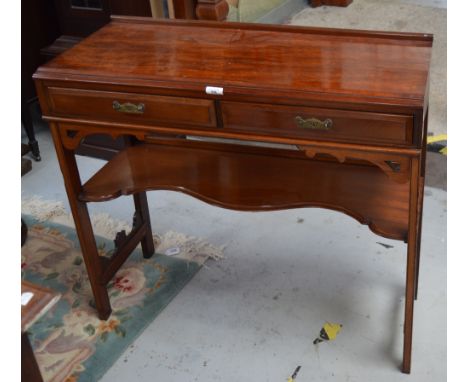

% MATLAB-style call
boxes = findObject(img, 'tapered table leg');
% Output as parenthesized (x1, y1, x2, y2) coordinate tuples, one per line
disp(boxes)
(414, 110, 428, 301)
(49, 123, 111, 320)
(123, 135, 156, 260)
(402, 157, 420, 373)
(414, 177, 424, 300)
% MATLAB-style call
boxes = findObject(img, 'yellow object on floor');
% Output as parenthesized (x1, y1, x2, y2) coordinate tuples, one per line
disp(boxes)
(427, 134, 447, 155)
(427, 134, 447, 144)
(313, 322, 343, 344)
(322, 322, 342, 340)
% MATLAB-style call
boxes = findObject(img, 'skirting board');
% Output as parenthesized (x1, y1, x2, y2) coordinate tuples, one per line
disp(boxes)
(310, 0, 353, 6)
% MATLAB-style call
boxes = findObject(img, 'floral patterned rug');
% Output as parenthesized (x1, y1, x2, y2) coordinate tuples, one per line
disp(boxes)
(21, 215, 204, 382)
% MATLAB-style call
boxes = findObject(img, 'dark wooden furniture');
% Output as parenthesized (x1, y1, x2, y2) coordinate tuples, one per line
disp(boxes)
(169, 0, 229, 21)
(171, 0, 197, 19)
(53, 0, 152, 38)
(22, 0, 63, 161)
(39, 1, 154, 159)
(22, 144, 33, 247)
(34, 17, 432, 373)
(196, 0, 229, 20)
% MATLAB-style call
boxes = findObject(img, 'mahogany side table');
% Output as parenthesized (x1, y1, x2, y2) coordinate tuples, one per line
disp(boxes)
(34, 17, 433, 373)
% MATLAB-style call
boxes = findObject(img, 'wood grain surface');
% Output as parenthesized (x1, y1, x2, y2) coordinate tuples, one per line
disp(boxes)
(35, 17, 433, 108)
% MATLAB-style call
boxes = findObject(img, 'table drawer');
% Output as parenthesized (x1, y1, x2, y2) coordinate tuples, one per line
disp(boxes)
(221, 102, 413, 146)
(48, 88, 217, 128)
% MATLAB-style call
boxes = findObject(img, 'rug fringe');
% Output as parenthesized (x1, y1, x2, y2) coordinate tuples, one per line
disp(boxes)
(21, 196, 224, 264)
(21, 196, 68, 222)
(154, 231, 226, 264)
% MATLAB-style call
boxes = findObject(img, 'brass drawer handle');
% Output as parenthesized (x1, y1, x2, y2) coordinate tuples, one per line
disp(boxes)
(385, 160, 401, 173)
(112, 100, 145, 114)
(295, 116, 333, 130)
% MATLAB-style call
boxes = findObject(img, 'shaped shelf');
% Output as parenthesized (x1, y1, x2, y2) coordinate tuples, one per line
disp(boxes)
(79, 142, 410, 240)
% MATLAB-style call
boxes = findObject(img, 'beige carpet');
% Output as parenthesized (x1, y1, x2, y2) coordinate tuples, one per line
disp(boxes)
(289, 0, 446, 136)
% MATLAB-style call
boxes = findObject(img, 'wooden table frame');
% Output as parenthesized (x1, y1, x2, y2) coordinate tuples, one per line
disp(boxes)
(34, 17, 432, 374)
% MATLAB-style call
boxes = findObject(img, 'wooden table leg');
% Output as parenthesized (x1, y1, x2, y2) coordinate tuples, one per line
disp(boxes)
(414, 110, 428, 301)
(123, 136, 155, 260)
(133, 192, 155, 259)
(402, 157, 420, 374)
(414, 177, 424, 301)
(49, 123, 111, 320)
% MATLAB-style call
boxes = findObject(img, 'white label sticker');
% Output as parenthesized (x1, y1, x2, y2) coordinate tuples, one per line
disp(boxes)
(21, 292, 34, 306)
(165, 247, 181, 256)
(205, 86, 224, 96)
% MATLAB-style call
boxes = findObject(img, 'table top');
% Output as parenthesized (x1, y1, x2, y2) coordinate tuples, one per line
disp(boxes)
(35, 17, 433, 109)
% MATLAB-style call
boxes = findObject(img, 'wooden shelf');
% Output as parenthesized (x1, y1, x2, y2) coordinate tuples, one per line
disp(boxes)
(80, 142, 409, 240)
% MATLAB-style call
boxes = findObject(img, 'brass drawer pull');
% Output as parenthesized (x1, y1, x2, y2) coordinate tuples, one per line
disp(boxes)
(112, 100, 145, 114)
(385, 160, 401, 173)
(295, 116, 333, 130)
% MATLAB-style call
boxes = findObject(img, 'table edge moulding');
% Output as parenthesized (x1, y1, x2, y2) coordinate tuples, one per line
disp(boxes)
(33, 16, 433, 374)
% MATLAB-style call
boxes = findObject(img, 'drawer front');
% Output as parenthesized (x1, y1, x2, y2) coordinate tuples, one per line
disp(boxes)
(221, 102, 413, 146)
(48, 88, 217, 128)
